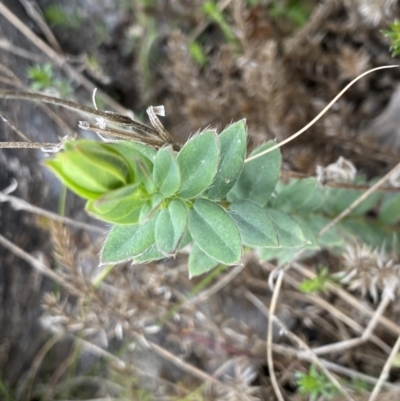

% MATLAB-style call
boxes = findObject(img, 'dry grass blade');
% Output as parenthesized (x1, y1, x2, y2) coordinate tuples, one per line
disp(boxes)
(319, 161, 400, 236)
(0, 191, 103, 233)
(369, 334, 400, 401)
(0, 109, 31, 141)
(246, 289, 355, 401)
(0, 233, 79, 296)
(244, 65, 399, 163)
(293, 263, 400, 338)
(266, 269, 285, 401)
(0, 2, 127, 114)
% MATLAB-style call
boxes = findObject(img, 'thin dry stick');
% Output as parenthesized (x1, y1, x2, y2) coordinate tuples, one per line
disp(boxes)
(0, 109, 31, 141)
(244, 65, 399, 163)
(68, 334, 190, 397)
(0, 63, 76, 136)
(0, 2, 128, 114)
(0, 191, 103, 233)
(319, 162, 400, 236)
(79, 122, 165, 147)
(267, 270, 285, 401)
(0, 233, 80, 296)
(293, 263, 400, 337)
(362, 291, 394, 342)
(282, 284, 392, 355)
(186, 263, 245, 305)
(148, 340, 240, 394)
(272, 343, 400, 391)
(24, 333, 63, 401)
(369, 334, 400, 401)
(246, 290, 355, 401)
(0, 38, 46, 62)
(0, 89, 159, 138)
(304, 292, 393, 361)
(0, 141, 58, 149)
(18, 0, 63, 54)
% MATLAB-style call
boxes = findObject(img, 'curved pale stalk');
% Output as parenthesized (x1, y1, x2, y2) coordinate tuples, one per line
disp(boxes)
(245, 65, 399, 163)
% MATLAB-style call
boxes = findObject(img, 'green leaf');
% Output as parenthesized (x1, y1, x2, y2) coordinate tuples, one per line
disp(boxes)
(153, 146, 181, 197)
(291, 216, 319, 248)
(86, 183, 147, 224)
(188, 198, 242, 264)
(188, 243, 219, 278)
(110, 141, 156, 193)
(271, 178, 318, 212)
(302, 214, 344, 247)
(379, 193, 400, 225)
(155, 199, 188, 253)
(133, 245, 164, 263)
(259, 247, 300, 264)
(228, 141, 281, 207)
(265, 209, 306, 248)
(139, 193, 164, 224)
(321, 182, 380, 216)
(229, 200, 278, 247)
(177, 130, 219, 199)
(296, 185, 326, 213)
(101, 217, 157, 264)
(207, 120, 247, 200)
(339, 218, 392, 250)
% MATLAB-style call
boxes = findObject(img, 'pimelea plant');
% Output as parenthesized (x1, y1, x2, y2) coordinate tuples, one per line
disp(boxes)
(44, 117, 400, 278)
(1, 66, 399, 278)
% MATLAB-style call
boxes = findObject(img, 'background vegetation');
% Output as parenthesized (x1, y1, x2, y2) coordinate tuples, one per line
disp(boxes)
(0, 0, 400, 400)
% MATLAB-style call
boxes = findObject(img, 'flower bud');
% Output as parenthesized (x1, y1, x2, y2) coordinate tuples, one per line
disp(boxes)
(45, 140, 133, 200)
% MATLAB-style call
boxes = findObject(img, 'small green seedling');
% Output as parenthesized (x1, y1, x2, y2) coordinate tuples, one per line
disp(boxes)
(382, 20, 400, 57)
(27, 63, 72, 98)
(299, 266, 335, 294)
(295, 365, 338, 401)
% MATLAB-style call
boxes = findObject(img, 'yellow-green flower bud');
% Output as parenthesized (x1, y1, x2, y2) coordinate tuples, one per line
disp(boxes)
(45, 140, 133, 200)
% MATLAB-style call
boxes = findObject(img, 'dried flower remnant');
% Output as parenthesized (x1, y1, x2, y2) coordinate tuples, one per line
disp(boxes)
(316, 156, 357, 184)
(339, 243, 400, 302)
(357, 0, 397, 26)
(338, 46, 370, 80)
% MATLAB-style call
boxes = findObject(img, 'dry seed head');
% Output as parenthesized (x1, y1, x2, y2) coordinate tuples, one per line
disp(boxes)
(339, 243, 400, 302)
(316, 156, 357, 184)
(338, 46, 370, 80)
(357, 0, 396, 26)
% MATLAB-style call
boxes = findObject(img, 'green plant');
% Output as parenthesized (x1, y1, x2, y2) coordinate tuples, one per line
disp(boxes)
(45, 120, 400, 278)
(27, 63, 73, 98)
(203, 1, 236, 44)
(268, 0, 312, 28)
(44, 4, 82, 30)
(0, 375, 14, 401)
(382, 20, 400, 57)
(298, 266, 334, 294)
(296, 365, 338, 401)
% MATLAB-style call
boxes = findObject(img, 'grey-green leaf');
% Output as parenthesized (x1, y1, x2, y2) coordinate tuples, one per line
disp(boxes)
(228, 141, 281, 207)
(155, 199, 188, 253)
(101, 218, 157, 264)
(189, 198, 242, 264)
(271, 178, 318, 212)
(229, 200, 278, 247)
(153, 146, 181, 197)
(188, 243, 219, 278)
(177, 130, 219, 199)
(133, 245, 164, 263)
(265, 209, 306, 248)
(208, 120, 247, 200)
(379, 193, 400, 225)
